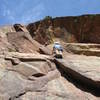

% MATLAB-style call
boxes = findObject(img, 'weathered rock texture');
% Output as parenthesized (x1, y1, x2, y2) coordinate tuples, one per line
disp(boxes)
(7, 32, 41, 53)
(0, 14, 100, 100)
(0, 25, 16, 54)
(27, 14, 100, 44)
(55, 54, 100, 89)
(0, 52, 100, 100)
(0, 53, 60, 100)
(65, 43, 100, 56)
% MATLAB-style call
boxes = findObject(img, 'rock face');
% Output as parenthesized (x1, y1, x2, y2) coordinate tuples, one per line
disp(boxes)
(0, 53, 60, 100)
(27, 14, 100, 44)
(55, 54, 100, 88)
(0, 14, 100, 100)
(19, 76, 98, 100)
(7, 32, 40, 53)
(52, 15, 100, 43)
(65, 43, 100, 56)
(0, 52, 100, 100)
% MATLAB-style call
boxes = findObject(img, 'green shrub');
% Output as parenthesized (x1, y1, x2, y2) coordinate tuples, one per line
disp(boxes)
(44, 16, 52, 20)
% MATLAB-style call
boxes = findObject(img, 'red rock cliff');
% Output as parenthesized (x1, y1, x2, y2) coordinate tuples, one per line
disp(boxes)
(27, 14, 100, 44)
